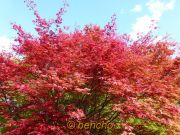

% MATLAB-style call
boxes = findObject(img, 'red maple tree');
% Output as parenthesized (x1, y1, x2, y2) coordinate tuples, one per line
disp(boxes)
(0, 0, 179, 134)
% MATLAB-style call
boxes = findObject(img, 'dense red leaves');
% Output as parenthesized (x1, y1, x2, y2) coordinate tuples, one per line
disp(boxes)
(0, 0, 180, 134)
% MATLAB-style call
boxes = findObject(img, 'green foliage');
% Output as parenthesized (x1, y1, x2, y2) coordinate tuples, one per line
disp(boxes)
(127, 118, 167, 135)
(0, 127, 6, 134)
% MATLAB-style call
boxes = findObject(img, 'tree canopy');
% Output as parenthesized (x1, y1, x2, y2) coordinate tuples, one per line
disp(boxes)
(0, 0, 179, 134)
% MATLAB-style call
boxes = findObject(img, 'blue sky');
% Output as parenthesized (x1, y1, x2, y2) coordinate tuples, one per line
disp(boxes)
(0, 0, 180, 52)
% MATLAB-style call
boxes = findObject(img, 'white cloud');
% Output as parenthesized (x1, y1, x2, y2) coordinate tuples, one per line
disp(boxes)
(0, 36, 13, 52)
(131, 15, 151, 34)
(131, 0, 176, 40)
(166, 0, 175, 10)
(131, 15, 156, 39)
(132, 4, 142, 12)
(146, 0, 175, 19)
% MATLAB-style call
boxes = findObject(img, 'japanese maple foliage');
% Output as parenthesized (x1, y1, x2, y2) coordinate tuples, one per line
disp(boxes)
(0, 0, 180, 135)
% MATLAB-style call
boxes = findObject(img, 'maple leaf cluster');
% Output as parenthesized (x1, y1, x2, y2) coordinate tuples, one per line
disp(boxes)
(0, 0, 179, 135)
